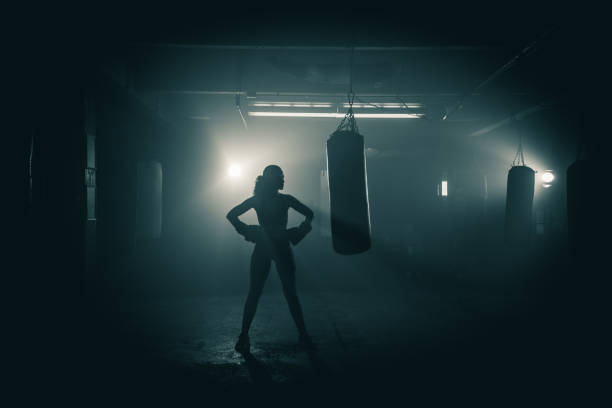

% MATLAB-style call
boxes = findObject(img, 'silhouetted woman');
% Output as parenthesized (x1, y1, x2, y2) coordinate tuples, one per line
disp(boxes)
(226, 165, 315, 353)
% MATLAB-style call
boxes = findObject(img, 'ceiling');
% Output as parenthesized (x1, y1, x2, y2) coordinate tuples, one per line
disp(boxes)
(116, 24, 572, 133)
(19, 6, 593, 153)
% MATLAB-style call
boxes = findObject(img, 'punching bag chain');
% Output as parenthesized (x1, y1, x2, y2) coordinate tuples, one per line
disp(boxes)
(349, 45, 354, 96)
(336, 46, 359, 134)
(512, 132, 526, 167)
(337, 93, 359, 134)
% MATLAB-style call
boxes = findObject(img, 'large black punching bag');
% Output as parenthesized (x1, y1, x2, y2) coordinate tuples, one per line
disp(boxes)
(326, 129, 372, 254)
(567, 159, 595, 256)
(504, 165, 535, 246)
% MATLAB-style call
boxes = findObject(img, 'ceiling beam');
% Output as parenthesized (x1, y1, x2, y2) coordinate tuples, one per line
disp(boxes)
(469, 100, 555, 137)
(145, 91, 528, 98)
(129, 43, 499, 52)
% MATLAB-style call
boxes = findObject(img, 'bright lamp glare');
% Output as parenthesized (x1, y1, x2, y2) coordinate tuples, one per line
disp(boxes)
(228, 164, 242, 178)
(541, 171, 555, 183)
(441, 181, 448, 196)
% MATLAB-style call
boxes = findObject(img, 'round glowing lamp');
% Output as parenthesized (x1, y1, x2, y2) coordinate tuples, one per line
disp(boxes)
(541, 171, 555, 183)
(228, 164, 242, 178)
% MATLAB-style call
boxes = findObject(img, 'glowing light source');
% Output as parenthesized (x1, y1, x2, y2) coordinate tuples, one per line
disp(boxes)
(251, 102, 332, 108)
(541, 171, 555, 183)
(540, 170, 555, 188)
(228, 164, 242, 178)
(343, 102, 422, 109)
(441, 180, 448, 196)
(250, 102, 420, 109)
(248, 112, 424, 119)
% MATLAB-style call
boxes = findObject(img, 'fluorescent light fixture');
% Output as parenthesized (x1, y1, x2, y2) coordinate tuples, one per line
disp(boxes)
(356, 113, 422, 118)
(248, 112, 423, 119)
(291, 103, 333, 108)
(441, 180, 448, 196)
(251, 102, 420, 109)
(343, 103, 422, 109)
(251, 102, 333, 108)
(249, 112, 339, 118)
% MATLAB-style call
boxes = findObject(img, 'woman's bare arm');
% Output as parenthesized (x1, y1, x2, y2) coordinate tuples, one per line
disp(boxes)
(287, 195, 314, 224)
(226, 197, 254, 234)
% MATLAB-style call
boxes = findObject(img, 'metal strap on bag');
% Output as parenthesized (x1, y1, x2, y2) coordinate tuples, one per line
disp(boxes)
(512, 124, 526, 167)
(336, 93, 359, 134)
(335, 45, 359, 134)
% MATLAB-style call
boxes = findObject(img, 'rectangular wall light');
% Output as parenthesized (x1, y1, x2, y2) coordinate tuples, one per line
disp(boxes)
(441, 181, 448, 196)
(248, 112, 424, 119)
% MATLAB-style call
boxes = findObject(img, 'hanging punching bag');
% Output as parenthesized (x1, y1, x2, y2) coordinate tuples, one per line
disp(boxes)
(326, 129, 371, 254)
(504, 165, 535, 246)
(567, 159, 594, 256)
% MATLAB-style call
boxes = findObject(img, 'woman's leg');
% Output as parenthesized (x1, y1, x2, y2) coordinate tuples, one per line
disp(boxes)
(240, 246, 271, 335)
(276, 248, 308, 336)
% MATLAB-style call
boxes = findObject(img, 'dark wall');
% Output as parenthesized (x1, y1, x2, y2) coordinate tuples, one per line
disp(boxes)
(13, 54, 92, 396)
(91, 75, 208, 298)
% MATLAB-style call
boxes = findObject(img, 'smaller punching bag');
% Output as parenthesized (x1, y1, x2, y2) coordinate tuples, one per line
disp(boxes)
(504, 165, 535, 246)
(326, 105, 371, 254)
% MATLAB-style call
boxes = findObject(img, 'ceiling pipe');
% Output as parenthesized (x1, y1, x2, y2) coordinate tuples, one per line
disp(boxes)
(235, 94, 248, 130)
(469, 99, 555, 137)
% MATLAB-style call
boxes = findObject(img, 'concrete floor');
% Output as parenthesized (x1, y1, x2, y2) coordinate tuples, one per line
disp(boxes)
(113, 286, 529, 382)
(79, 272, 609, 405)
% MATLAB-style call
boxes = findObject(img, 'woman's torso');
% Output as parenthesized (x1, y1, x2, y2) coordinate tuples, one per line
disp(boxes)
(252, 193, 290, 233)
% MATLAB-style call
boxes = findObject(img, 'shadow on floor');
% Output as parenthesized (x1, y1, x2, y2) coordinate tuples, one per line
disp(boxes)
(238, 347, 333, 385)
(306, 350, 333, 378)
(240, 351, 274, 384)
